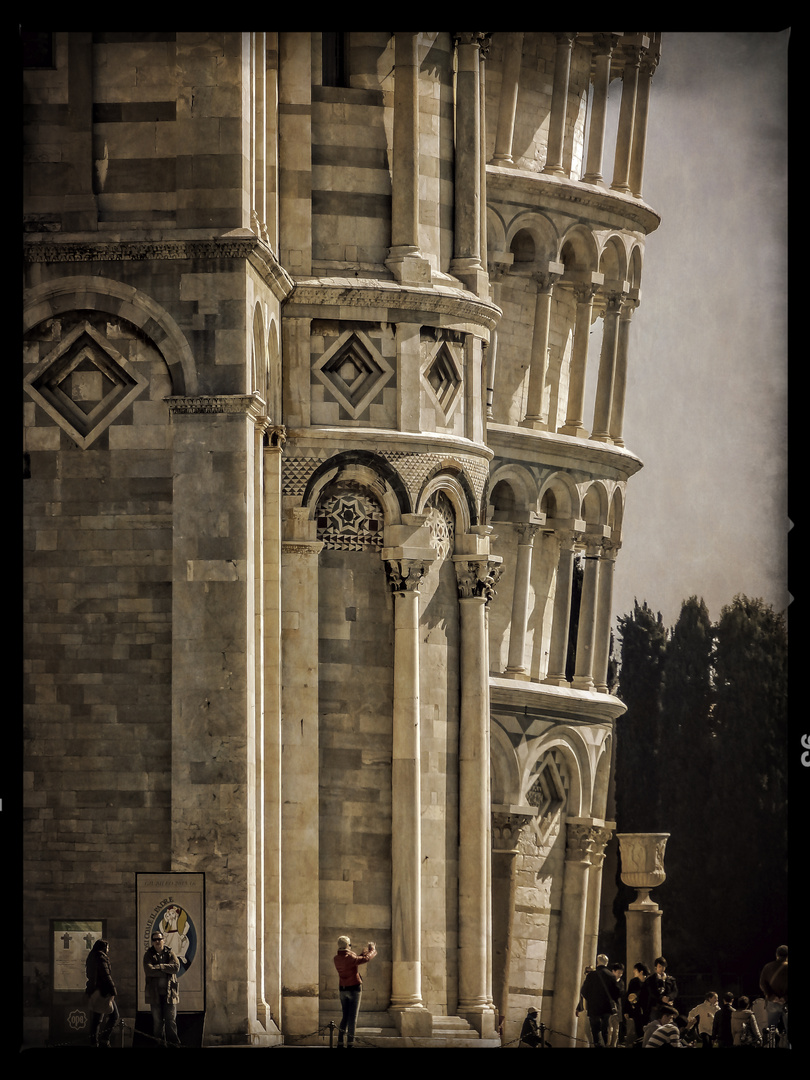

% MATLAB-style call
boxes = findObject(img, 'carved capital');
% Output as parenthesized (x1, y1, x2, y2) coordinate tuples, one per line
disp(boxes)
(454, 558, 502, 603)
(386, 558, 430, 593)
(492, 812, 533, 851)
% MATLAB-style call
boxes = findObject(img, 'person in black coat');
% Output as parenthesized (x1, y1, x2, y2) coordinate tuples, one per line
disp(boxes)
(579, 955, 623, 1047)
(85, 939, 119, 1047)
(639, 956, 678, 1025)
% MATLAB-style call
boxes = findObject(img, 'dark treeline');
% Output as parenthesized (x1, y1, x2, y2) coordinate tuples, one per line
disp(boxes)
(609, 594, 788, 997)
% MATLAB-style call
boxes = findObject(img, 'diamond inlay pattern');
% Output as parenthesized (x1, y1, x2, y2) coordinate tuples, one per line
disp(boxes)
(24, 320, 149, 449)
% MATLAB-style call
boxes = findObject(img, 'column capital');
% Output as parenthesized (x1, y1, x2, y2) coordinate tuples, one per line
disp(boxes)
(592, 32, 620, 58)
(492, 811, 534, 852)
(453, 31, 491, 49)
(453, 556, 503, 603)
(386, 558, 431, 593)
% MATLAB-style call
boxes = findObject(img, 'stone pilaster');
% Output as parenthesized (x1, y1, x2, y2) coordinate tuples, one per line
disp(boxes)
(168, 392, 274, 1044)
(279, 505, 323, 1040)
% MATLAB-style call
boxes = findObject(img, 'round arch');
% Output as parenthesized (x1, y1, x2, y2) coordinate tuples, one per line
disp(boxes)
(559, 224, 599, 274)
(488, 462, 539, 519)
(23, 274, 198, 396)
(505, 210, 560, 269)
(538, 471, 580, 521)
(416, 468, 474, 537)
(582, 481, 610, 528)
(301, 450, 411, 524)
(521, 727, 594, 819)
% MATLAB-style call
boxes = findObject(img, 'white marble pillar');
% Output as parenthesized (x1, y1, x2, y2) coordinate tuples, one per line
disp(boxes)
(544, 528, 580, 686)
(451, 33, 489, 296)
(582, 35, 616, 185)
(485, 264, 510, 418)
(543, 33, 576, 176)
(559, 283, 599, 438)
(612, 45, 643, 194)
(549, 821, 597, 1047)
(593, 540, 620, 694)
(609, 298, 638, 447)
(386, 557, 433, 1036)
(591, 293, 623, 442)
(629, 47, 658, 199)
(506, 520, 540, 676)
(521, 269, 562, 429)
(454, 554, 501, 1038)
(386, 32, 432, 286)
(582, 824, 615, 968)
(491, 32, 524, 165)
(572, 533, 605, 692)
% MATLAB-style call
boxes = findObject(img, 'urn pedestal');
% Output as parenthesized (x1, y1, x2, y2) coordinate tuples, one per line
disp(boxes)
(616, 833, 669, 975)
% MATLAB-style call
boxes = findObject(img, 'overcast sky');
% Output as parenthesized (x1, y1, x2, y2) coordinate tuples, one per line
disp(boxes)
(610, 30, 790, 631)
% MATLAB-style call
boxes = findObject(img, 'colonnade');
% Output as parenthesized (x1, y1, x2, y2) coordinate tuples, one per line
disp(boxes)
(518, 270, 639, 447)
(483, 31, 659, 198)
(383, 536, 502, 1038)
(501, 518, 619, 693)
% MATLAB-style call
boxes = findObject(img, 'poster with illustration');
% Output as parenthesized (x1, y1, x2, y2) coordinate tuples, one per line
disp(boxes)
(136, 872, 204, 1012)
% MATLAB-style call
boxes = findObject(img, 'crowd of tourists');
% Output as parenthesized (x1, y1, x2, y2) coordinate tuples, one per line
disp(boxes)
(520, 945, 789, 1049)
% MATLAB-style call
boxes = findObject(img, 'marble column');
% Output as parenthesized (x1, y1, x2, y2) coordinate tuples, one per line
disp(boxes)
(572, 533, 606, 692)
(608, 297, 638, 447)
(543, 33, 576, 176)
(593, 540, 620, 694)
(549, 821, 597, 1047)
(521, 268, 562, 429)
(629, 47, 658, 199)
(559, 282, 599, 438)
(581, 35, 616, 185)
(386, 32, 432, 286)
(491, 32, 524, 165)
(591, 292, 623, 442)
(386, 556, 433, 1037)
(506, 520, 540, 677)
(491, 813, 532, 1028)
(544, 528, 581, 686)
(451, 33, 489, 296)
(454, 554, 502, 1038)
(582, 824, 615, 967)
(485, 263, 511, 418)
(612, 45, 643, 194)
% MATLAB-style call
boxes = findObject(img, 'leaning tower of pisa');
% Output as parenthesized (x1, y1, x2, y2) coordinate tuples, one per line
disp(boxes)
(23, 32, 661, 1048)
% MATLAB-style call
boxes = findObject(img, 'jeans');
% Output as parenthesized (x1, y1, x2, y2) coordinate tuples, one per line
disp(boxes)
(589, 1012, 612, 1047)
(151, 997, 180, 1045)
(339, 985, 362, 1046)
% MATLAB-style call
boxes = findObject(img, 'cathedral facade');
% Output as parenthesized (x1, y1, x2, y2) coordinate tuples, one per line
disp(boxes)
(23, 31, 661, 1047)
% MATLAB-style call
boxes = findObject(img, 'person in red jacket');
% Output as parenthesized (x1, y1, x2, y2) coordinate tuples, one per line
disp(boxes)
(334, 935, 377, 1048)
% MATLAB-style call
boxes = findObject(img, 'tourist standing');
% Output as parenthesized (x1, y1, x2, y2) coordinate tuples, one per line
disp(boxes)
(334, 935, 377, 1049)
(143, 929, 181, 1046)
(85, 939, 119, 1047)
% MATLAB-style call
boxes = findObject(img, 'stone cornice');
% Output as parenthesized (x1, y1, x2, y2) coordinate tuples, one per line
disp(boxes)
(486, 423, 643, 481)
(490, 676, 626, 725)
(286, 277, 502, 332)
(487, 166, 661, 236)
(23, 232, 296, 302)
(166, 393, 269, 425)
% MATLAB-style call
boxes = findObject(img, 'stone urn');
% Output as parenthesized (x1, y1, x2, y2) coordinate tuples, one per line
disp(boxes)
(616, 833, 669, 909)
